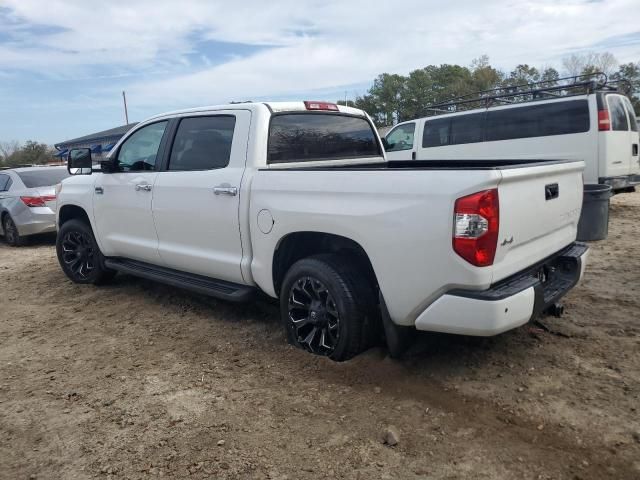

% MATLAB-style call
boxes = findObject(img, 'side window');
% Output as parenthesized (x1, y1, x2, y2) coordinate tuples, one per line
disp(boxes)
(422, 118, 450, 148)
(0, 174, 9, 192)
(486, 106, 540, 141)
(116, 121, 168, 172)
(486, 100, 589, 141)
(608, 96, 629, 131)
(168, 116, 236, 171)
(385, 123, 416, 151)
(450, 113, 484, 145)
(622, 97, 638, 132)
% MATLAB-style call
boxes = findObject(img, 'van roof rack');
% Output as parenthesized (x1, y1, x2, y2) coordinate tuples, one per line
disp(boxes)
(425, 72, 620, 116)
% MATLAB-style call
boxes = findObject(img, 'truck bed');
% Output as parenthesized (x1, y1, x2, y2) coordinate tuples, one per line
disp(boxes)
(264, 159, 580, 171)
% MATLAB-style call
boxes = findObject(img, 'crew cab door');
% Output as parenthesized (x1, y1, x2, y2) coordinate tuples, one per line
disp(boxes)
(384, 122, 417, 160)
(152, 111, 250, 284)
(93, 120, 169, 264)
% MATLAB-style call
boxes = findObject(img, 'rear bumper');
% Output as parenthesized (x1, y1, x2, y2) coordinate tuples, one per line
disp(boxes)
(599, 174, 640, 190)
(414, 242, 589, 336)
(14, 208, 56, 236)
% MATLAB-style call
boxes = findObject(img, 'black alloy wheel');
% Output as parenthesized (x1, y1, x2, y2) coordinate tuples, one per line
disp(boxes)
(56, 219, 116, 285)
(60, 229, 96, 280)
(288, 276, 341, 356)
(280, 254, 377, 361)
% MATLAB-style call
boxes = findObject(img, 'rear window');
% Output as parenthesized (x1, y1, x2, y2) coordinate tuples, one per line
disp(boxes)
(486, 100, 590, 142)
(608, 96, 629, 131)
(267, 113, 380, 163)
(17, 169, 70, 188)
(622, 97, 638, 132)
(0, 174, 10, 191)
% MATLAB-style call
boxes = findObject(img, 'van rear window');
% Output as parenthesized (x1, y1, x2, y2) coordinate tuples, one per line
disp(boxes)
(608, 96, 629, 131)
(267, 113, 380, 163)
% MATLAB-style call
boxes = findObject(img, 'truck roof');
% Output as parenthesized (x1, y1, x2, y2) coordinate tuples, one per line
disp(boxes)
(146, 101, 366, 122)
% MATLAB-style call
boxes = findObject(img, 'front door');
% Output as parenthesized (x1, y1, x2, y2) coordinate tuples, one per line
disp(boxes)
(93, 120, 169, 264)
(385, 122, 416, 161)
(152, 111, 251, 284)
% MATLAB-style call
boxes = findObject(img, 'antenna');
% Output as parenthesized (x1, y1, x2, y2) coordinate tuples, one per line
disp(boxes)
(122, 91, 129, 124)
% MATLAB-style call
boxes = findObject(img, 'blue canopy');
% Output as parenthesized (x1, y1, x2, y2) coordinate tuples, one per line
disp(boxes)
(103, 142, 116, 151)
(54, 149, 68, 158)
(90, 144, 102, 153)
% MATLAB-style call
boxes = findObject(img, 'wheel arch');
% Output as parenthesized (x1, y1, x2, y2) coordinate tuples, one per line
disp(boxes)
(271, 231, 379, 297)
(58, 204, 91, 228)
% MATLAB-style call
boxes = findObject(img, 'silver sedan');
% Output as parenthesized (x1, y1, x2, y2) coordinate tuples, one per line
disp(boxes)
(0, 166, 70, 246)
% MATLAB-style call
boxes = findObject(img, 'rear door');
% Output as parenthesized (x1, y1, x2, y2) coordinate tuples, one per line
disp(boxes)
(385, 122, 416, 160)
(622, 96, 639, 175)
(152, 110, 251, 284)
(603, 94, 631, 177)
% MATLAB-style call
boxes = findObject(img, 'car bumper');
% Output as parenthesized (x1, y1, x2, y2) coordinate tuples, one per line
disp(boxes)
(599, 174, 640, 190)
(15, 208, 56, 236)
(414, 242, 589, 336)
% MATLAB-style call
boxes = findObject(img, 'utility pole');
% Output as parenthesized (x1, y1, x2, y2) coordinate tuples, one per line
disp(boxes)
(122, 91, 129, 124)
(344, 91, 348, 107)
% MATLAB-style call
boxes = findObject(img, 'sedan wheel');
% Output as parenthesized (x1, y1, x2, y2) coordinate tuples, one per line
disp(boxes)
(3, 216, 23, 246)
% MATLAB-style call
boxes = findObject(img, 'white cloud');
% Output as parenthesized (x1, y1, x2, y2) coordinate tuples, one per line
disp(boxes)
(1, 0, 639, 110)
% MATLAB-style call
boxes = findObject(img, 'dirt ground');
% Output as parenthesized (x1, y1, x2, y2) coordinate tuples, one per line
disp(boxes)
(1, 193, 639, 480)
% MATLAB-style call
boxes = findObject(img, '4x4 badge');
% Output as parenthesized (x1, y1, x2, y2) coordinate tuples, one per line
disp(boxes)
(500, 236, 514, 246)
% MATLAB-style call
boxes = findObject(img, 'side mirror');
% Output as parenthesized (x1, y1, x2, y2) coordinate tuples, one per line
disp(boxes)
(67, 148, 92, 175)
(381, 137, 390, 150)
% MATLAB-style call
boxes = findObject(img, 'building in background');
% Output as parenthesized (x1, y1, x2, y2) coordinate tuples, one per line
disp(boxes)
(54, 123, 138, 161)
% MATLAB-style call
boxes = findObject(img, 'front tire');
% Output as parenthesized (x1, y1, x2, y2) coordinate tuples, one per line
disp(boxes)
(56, 219, 116, 285)
(3, 215, 25, 247)
(280, 254, 377, 361)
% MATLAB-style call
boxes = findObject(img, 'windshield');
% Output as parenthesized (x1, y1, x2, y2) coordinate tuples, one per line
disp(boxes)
(17, 168, 70, 188)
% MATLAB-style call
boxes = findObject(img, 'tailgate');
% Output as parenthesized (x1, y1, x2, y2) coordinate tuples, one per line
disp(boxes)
(492, 161, 584, 283)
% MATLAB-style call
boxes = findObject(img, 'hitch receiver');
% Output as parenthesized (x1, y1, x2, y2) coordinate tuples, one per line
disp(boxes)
(545, 303, 565, 318)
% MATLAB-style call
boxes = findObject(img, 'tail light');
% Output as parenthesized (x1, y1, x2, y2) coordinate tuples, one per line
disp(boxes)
(598, 109, 611, 131)
(453, 189, 499, 267)
(20, 195, 56, 207)
(304, 101, 339, 111)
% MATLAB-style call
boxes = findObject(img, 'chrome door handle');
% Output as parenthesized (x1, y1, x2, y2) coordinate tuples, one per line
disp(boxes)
(95, 187, 104, 195)
(135, 184, 152, 192)
(213, 186, 238, 196)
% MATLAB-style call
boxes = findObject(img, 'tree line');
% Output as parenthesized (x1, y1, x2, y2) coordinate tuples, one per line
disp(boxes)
(339, 52, 640, 126)
(0, 140, 57, 168)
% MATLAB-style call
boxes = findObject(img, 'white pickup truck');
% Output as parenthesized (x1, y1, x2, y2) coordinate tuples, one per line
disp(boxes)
(56, 101, 588, 361)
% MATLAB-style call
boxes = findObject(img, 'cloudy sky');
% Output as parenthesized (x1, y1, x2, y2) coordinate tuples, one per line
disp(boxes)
(1, 0, 639, 144)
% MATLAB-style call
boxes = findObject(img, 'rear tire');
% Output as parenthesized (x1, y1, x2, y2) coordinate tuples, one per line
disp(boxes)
(56, 219, 116, 285)
(3, 215, 25, 247)
(280, 254, 378, 361)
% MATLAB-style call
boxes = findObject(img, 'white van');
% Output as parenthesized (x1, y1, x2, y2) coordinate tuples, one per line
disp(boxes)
(385, 86, 639, 192)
